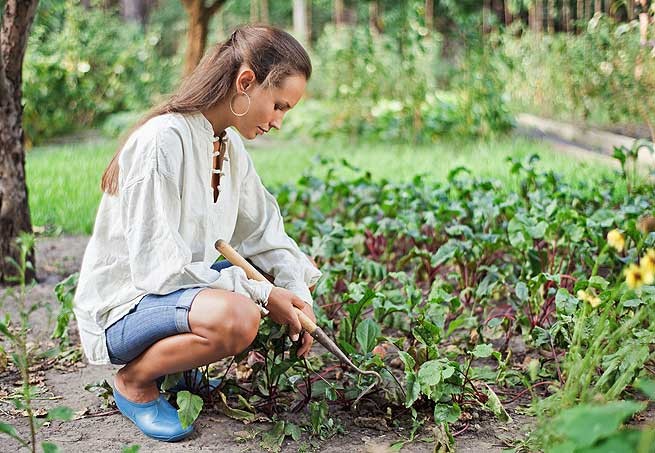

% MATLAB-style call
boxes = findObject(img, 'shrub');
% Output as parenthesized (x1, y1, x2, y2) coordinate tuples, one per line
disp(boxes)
(498, 15, 655, 139)
(287, 14, 511, 143)
(23, 0, 179, 144)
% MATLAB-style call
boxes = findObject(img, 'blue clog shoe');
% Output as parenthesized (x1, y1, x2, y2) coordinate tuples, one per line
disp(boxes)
(157, 369, 222, 394)
(113, 386, 194, 442)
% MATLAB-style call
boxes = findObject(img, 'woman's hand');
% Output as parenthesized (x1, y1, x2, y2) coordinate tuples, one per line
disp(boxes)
(296, 302, 315, 358)
(266, 287, 315, 358)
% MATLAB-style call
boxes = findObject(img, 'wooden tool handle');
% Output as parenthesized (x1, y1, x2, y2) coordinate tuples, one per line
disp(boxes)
(215, 239, 317, 334)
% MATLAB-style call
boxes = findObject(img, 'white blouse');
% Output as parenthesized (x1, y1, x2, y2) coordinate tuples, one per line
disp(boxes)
(73, 112, 321, 365)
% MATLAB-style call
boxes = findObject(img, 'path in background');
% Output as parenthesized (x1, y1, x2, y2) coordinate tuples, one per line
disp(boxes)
(517, 113, 655, 170)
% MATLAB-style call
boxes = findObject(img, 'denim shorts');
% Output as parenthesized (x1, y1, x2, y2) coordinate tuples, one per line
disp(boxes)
(105, 260, 233, 365)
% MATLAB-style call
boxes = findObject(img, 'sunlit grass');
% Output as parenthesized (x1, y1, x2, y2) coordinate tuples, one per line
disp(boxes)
(27, 133, 615, 235)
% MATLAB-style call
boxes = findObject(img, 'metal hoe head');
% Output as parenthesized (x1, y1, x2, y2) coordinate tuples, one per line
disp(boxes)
(311, 327, 382, 408)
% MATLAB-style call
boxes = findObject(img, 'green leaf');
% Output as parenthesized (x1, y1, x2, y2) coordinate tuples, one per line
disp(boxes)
(284, 422, 302, 441)
(47, 406, 73, 421)
(160, 372, 183, 392)
(431, 241, 457, 267)
(397, 351, 415, 372)
(636, 379, 655, 400)
(418, 359, 455, 396)
(552, 401, 645, 448)
(588, 275, 609, 290)
(434, 403, 461, 424)
(176, 391, 203, 429)
(405, 372, 420, 407)
(555, 288, 578, 316)
(0, 421, 24, 444)
(215, 391, 255, 422)
(515, 282, 528, 302)
(355, 318, 381, 353)
(121, 446, 141, 453)
(472, 344, 493, 358)
(0, 322, 15, 341)
(41, 442, 60, 453)
(260, 421, 286, 452)
(309, 400, 328, 435)
(481, 384, 511, 422)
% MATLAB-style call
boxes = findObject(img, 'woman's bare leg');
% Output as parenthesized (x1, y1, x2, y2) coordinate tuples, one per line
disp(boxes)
(114, 289, 261, 402)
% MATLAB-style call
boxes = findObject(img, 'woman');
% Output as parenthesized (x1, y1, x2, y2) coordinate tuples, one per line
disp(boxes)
(73, 25, 321, 442)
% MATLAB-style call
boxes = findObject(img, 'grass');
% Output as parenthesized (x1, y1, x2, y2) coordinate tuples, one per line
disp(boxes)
(27, 133, 616, 235)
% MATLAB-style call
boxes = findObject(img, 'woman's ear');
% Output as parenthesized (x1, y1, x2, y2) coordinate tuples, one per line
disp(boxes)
(236, 68, 257, 93)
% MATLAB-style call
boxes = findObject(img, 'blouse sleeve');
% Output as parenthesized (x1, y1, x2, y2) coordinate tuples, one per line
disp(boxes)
(119, 130, 273, 303)
(230, 151, 322, 305)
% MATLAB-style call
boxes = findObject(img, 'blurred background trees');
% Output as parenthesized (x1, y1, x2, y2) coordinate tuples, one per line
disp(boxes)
(21, 0, 655, 145)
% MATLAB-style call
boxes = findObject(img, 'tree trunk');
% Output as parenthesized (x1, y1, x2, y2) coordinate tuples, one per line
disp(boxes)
(260, 0, 269, 24)
(627, 0, 634, 21)
(595, 0, 602, 14)
(306, 0, 312, 43)
(293, 0, 308, 44)
(577, 0, 584, 31)
(250, 0, 259, 23)
(0, 0, 39, 284)
(181, 0, 227, 76)
(334, 0, 344, 26)
(370, 0, 383, 34)
(121, 0, 151, 28)
(536, 0, 544, 32)
(547, 0, 555, 33)
(504, 0, 513, 27)
(585, 0, 592, 19)
(483, 0, 491, 34)
(424, 0, 433, 30)
(563, 0, 571, 32)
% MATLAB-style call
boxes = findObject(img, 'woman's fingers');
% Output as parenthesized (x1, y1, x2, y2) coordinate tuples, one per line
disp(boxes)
(297, 331, 313, 357)
(288, 308, 302, 339)
(290, 296, 307, 310)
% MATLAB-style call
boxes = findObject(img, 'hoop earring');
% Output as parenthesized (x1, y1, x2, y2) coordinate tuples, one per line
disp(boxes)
(229, 91, 251, 117)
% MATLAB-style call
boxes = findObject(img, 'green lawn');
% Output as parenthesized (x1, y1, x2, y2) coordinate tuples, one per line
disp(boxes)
(27, 134, 615, 235)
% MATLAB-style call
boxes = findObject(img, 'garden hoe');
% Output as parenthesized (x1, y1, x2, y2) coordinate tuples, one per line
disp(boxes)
(215, 239, 382, 408)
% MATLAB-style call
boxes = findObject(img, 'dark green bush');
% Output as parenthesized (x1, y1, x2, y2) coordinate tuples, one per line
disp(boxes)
(23, 0, 179, 144)
(285, 16, 511, 143)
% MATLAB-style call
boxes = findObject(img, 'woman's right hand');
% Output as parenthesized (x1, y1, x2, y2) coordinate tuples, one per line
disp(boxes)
(265, 287, 305, 340)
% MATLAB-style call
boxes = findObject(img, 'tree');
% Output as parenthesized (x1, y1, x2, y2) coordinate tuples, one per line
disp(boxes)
(293, 0, 309, 44)
(334, 0, 345, 26)
(0, 0, 39, 284)
(370, 0, 383, 34)
(120, 0, 153, 28)
(181, 0, 228, 76)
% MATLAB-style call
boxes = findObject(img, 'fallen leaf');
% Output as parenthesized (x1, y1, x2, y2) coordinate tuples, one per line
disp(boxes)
(236, 364, 252, 381)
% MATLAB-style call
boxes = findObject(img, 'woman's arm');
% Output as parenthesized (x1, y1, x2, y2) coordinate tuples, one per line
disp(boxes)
(230, 151, 322, 305)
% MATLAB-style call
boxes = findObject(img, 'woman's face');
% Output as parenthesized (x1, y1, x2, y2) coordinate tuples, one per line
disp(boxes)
(232, 73, 307, 140)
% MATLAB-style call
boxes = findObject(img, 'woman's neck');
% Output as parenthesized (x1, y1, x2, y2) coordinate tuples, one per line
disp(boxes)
(200, 102, 233, 137)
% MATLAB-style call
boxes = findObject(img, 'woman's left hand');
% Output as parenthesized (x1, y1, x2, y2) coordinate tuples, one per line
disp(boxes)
(296, 303, 316, 358)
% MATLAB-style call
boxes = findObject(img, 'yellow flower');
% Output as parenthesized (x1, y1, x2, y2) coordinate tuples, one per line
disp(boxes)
(640, 249, 655, 276)
(607, 229, 625, 252)
(625, 263, 654, 289)
(577, 289, 601, 308)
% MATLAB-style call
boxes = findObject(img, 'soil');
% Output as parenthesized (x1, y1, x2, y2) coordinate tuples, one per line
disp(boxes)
(0, 236, 533, 452)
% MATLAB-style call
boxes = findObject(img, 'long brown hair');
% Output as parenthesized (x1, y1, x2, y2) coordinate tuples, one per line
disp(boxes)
(101, 25, 312, 194)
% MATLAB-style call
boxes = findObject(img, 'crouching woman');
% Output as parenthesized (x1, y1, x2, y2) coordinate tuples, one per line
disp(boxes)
(72, 25, 321, 442)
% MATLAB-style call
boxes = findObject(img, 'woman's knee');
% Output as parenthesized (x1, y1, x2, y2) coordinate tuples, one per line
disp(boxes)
(188, 289, 261, 356)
